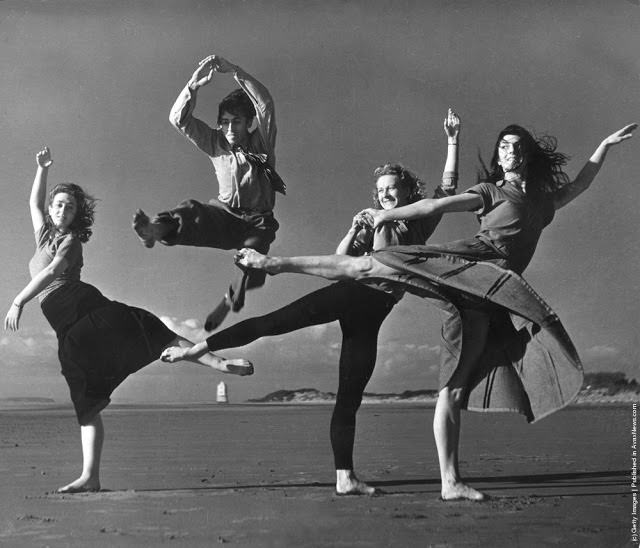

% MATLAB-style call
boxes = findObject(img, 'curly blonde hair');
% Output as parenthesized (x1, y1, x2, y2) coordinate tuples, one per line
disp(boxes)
(371, 163, 426, 208)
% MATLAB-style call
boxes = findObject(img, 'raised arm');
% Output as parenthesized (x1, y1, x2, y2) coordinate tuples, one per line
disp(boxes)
(30, 147, 52, 235)
(168, 57, 220, 155)
(222, 58, 277, 162)
(438, 108, 460, 196)
(554, 123, 636, 210)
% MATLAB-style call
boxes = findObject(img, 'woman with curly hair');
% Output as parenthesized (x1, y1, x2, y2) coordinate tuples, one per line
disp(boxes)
(162, 110, 462, 495)
(4, 147, 252, 493)
(231, 122, 636, 501)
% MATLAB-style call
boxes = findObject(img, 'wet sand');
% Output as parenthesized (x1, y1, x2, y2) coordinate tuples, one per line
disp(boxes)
(0, 403, 634, 547)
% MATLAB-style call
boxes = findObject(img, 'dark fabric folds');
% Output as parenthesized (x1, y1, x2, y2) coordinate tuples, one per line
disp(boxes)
(42, 282, 176, 425)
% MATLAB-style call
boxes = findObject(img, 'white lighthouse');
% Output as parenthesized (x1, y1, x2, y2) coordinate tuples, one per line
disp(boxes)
(216, 381, 229, 404)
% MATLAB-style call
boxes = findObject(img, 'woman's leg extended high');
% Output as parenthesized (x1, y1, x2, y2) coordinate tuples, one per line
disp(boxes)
(331, 291, 395, 495)
(205, 282, 361, 352)
(165, 335, 253, 376)
(235, 249, 399, 282)
(434, 308, 490, 501)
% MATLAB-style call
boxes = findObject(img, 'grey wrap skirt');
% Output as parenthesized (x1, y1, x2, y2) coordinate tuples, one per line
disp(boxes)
(367, 238, 583, 423)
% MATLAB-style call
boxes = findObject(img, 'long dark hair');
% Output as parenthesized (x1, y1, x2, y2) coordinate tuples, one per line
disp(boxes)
(45, 183, 96, 243)
(371, 163, 426, 208)
(478, 125, 570, 198)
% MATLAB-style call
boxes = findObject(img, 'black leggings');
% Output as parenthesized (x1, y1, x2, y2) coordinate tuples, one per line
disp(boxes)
(206, 281, 397, 469)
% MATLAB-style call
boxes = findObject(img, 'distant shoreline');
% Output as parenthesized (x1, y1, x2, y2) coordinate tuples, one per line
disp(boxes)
(1, 372, 637, 409)
(0, 397, 636, 412)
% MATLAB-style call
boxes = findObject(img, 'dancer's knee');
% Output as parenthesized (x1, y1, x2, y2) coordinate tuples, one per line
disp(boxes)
(333, 392, 363, 419)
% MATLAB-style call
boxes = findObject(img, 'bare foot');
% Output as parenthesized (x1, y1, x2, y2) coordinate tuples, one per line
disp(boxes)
(234, 248, 272, 272)
(161, 347, 253, 376)
(57, 476, 101, 494)
(336, 470, 377, 496)
(204, 296, 232, 332)
(219, 358, 254, 376)
(132, 209, 156, 248)
(441, 481, 486, 501)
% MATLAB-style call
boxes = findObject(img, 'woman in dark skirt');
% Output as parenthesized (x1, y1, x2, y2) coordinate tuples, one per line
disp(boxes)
(4, 147, 253, 493)
(231, 122, 635, 501)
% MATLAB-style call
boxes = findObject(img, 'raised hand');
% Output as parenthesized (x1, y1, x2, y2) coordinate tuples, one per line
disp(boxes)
(36, 146, 53, 168)
(444, 108, 461, 141)
(188, 58, 215, 89)
(602, 123, 637, 148)
(210, 55, 237, 74)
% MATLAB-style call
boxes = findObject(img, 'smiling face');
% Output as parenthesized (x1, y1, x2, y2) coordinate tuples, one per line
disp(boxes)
(497, 134, 525, 173)
(375, 174, 410, 210)
(218, 110, 251, 147)
(48, 192, 77, 232)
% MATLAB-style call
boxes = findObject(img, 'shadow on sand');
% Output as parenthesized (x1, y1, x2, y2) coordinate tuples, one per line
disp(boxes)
(111, 469, 627, 498)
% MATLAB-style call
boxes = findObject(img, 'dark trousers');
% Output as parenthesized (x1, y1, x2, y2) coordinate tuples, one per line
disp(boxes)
(206, 281, 397, 469)
(155, 198, 279, 310)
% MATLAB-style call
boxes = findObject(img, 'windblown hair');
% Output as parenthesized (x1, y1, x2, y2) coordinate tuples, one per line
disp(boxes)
(477, 125, 570, 198)
(46, 183, 96, 243)
(372, 163, 426, 208)
(217, 88, 256, 123)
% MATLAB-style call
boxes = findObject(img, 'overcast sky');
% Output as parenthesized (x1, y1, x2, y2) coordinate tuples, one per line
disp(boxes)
(1, 0, 638, 404)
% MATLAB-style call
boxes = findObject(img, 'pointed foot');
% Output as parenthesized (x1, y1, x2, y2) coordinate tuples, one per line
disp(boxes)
(234, 248, 270, 271)
(132, 209, 155, 248)
(222, 358, 254, 376)
(204, 297, 232, 332)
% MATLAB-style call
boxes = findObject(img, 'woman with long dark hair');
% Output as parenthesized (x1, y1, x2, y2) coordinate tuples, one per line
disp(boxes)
(231, 122, 635, 500)
(4, 147, 252, 493)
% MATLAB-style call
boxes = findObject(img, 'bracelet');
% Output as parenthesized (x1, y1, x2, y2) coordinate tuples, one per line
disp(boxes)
(447, 141, 459, 146)
(12, 301, 23, 309)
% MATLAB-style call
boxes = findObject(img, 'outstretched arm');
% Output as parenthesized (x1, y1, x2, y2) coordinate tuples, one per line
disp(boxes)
(360, 193, 482, 229)
(554, 123, 636, 210)
(30, 147, 52, 235)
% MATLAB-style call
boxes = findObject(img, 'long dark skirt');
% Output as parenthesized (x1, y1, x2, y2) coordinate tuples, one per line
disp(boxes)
(41, 282, 176, 425)
(368, 239, 583, 423)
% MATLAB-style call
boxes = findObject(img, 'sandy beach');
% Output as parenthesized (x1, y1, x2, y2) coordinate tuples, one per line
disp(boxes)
(0, 402, 634, 547)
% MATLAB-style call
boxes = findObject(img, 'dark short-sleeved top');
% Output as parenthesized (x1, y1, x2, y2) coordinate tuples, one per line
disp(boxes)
(28, 224, 83, 302)
(466, 181, 555, 274)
